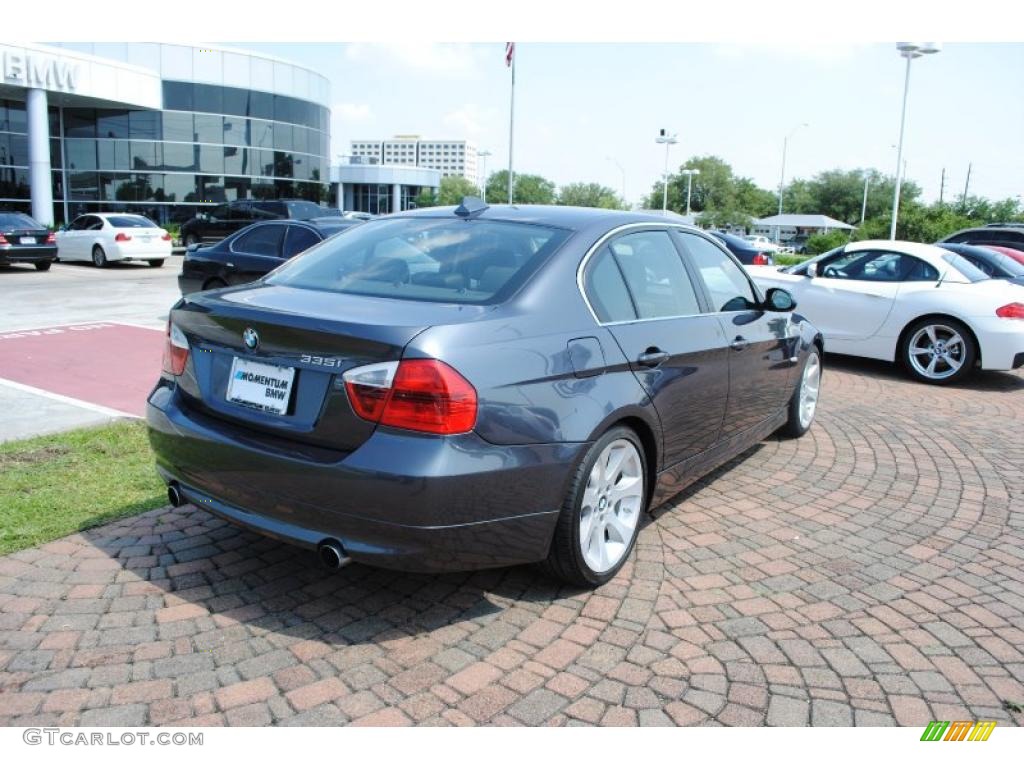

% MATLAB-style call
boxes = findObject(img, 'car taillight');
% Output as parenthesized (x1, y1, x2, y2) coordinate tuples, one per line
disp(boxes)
(115, 232, 132, 242)
(161, 321, 190, 376)
(752, 253, 769, 265)
(996, 302, 1024, 319)
(0, 234, 8, 245)
(343, 358, 477, 435)
(45, 232, 56, 244)
(160, 231, 172, 241)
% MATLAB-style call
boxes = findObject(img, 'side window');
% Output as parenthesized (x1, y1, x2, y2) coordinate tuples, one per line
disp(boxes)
(232, 224, 284, 257)
(583, 247, 637, 323)
(230, 201, 252, 221)
(282, 225, 321, 259)
(209, 204, 230, 220)
(86, 216, 104, 231)
(679, 233, 757, 312)
(901, 256, 939, 282)
(607, 231, 701, 319)
(69, 216, 87, 231)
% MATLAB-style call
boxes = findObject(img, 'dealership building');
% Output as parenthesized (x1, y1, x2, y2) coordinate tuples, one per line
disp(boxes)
(0, 43, 331, 226)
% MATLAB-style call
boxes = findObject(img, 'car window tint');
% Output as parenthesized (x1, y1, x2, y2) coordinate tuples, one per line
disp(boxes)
(902, 256, 940, 282)
(283, 225, 320, 259)
(106, 215, 156, 228)
(679, 233, 757, 312)
(233, 224, 284, 257)
(608, 231, 700, 319)
(86, 216, 104, 230)
(584, 246, 637, 323)
(0, 213, 41, 229)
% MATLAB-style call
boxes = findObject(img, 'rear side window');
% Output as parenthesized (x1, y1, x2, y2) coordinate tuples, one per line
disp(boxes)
(106, 215, 156, 228)
(584, 247, 636, 323)
(232, 224, 284, 257)
(266, 218, 570, 305)
(608, 230, 701, 319)
(283, 225, 320, 258)
(679, 233, 757, 312)
(284, 201, 327, 220)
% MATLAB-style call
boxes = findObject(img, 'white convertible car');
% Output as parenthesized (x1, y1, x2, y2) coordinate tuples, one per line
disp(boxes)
(747, 240, 1024, 384)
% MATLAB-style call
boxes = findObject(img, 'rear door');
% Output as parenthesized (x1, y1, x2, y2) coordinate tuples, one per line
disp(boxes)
(677, 231, 798, 439)
(585, 228, 729, 466)
(227, 222, 287, 284)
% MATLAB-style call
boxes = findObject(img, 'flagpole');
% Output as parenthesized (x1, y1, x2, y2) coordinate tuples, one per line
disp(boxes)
(507, 46, 515, 205)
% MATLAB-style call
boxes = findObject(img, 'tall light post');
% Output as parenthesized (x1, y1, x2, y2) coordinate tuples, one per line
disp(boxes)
(777, 122, 808, 217)
(890, 42, 941, 239)
(606, 156, 626, 207)
(655, 129, 678, 213)
(680, 168, 700, 217)
(860, 172, 870, 227)
(477, 149, 492, 202)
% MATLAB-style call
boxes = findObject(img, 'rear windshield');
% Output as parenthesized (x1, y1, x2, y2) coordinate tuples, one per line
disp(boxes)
(266, 217, 571, 304)
(284, 201, 328, 220)
(941, 253, 989, 282)
(0, 213, 42, 229)
(106, 215, 156, 228)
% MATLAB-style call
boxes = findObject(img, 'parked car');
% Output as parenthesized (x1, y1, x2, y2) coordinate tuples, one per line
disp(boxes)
(55, 213, 171, 268)
(710, 230, 774, 265)
(940, 224, 1024, 251)
(983, 244, 1024, 267)
(747, 240, 1024, 384)
(149, 203, 822, 586)
(787, 235, 811, 255)
(178, 218, 362, 295)
(179, 199, 329, 248)
(744, 234, 781, 253)
(0, 211, 56, 271)
(937, 242, 1024, 286)
(318, 206, 375, 221)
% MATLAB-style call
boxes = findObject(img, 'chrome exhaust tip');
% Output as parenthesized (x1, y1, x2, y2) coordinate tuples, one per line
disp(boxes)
(317, 540, 351, 570)
(167, 484, 184, 508)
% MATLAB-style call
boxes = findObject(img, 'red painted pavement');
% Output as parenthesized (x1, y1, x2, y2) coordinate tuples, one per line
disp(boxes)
(0, 323, 164, 417)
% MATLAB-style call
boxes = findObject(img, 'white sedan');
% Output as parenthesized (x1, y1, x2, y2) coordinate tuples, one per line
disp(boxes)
(744, 235, 782, 253)
(56, 213, 172, 268)
(747, 240, 1024, 384)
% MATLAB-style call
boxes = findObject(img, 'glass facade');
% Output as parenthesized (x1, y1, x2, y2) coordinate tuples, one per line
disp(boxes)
(0, 81, 330, 225)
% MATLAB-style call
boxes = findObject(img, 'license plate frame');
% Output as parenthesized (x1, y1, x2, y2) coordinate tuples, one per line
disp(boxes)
(226, 357, 295, 415)
(20, 236, 37, 244)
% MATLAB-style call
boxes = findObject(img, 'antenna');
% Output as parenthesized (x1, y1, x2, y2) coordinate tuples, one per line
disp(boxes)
(454, 197, 489, 218)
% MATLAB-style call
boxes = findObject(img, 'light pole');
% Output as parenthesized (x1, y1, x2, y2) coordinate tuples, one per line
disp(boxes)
(890, 42, 941, 239)
(606, 156, 626, 207)
(655, 129, 678, 213)
(860, 172, 870, 227)
(680, 169, 700, 217)
(777, 122, 808, 217)
(477, 149, 492, 202)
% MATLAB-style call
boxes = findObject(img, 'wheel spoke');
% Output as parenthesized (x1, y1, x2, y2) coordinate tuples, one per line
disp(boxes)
(926, 355, 938, 375)
(590, 523, 607, 570)
(940, 352, 961, 371)
(909, 346, 932, 357)
(925, 325, 938, 344)
(604, 446, 627, 486)
(606, 512, 633, 544)
(946, 333, 963, 349)
(608, 475, 642, 504)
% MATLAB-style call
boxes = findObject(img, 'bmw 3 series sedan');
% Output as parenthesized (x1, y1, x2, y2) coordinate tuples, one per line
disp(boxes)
(147, 201, 822, 586)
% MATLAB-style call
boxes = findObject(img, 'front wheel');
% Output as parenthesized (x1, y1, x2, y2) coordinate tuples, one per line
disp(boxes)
(780, 347, 822, 438)
(34, 261, 52, 271)
(147, 259, 165, 268)
(92, 246, 107, 268)
(542, 426, 647, 587)
(901, 319, 976, 385)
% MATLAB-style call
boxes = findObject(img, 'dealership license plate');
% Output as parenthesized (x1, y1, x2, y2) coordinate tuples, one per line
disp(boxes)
(226, 358, 295, 415)
(20, 236, 36, 244)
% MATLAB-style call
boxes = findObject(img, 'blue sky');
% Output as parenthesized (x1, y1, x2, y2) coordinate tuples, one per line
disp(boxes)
(239, 42, 1023, 207)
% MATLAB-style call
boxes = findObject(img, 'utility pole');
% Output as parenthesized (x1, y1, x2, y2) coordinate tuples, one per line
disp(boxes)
(860, 174, 870, 227)
(962, 163, 972, 207)
(938, 167, 945, 205)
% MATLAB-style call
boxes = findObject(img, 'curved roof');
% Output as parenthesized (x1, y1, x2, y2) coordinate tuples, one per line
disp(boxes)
(398, 204, 692, 231)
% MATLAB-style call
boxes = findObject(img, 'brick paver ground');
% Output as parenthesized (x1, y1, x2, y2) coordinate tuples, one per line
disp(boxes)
(2, 357, 1023, 727)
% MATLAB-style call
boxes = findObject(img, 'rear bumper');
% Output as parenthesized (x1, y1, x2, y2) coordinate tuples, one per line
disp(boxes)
(109, 242, 172, 261)
(146, 383, 583, 572)
(0, 245, 56, 264)
(970, 317, 1024, 370)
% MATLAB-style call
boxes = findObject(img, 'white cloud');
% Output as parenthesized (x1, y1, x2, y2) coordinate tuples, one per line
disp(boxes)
(345, 43, 484, 76)
(333, 103, 373, 122)
(442, 104, 496, 137)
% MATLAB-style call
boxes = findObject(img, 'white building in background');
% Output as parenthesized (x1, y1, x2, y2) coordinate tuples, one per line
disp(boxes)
(349, 135, 478, 182)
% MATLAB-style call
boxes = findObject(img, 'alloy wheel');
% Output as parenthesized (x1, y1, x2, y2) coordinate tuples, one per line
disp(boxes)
(907, 324, 967, 381)
(579, 438, 644, 573)
(799, 351, 821, 429)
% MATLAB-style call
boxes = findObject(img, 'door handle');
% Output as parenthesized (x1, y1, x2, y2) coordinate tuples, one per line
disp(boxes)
(636, 349, 669, 367)
(730, 336, 750, 351)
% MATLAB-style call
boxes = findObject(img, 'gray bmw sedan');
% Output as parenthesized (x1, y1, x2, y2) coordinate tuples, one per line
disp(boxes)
(147, 200, 822, 586)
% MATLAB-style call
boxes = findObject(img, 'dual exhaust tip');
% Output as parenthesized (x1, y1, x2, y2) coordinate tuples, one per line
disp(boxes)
(166, 482, 350, 571)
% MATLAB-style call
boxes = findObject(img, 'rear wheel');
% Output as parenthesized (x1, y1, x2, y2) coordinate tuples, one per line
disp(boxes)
(901, 318, 975, 385)
(202, 277, 227, 291)
(780, 348, 821, 438)
(91, 245, 107, 268)
(542, 426, 647, 587)
(147, 259, 165, 268)
(34, 261, 52, 272)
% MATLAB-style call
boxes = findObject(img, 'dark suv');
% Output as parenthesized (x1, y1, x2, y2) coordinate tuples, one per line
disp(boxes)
(180, 200, 328, 247)
(940, 224, 1024, 250)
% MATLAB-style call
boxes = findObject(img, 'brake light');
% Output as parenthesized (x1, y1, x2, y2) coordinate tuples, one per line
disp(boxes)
(0, 235, 8, 245)
(752, 253, 769, 265)
(115, 232, 132, 242)
(160, 231, 172, 241)
(161, 321, 190, 376)
(343, 359, 477, 434)
(45, 232, 56, 244)
(996, 302, 1024, 319)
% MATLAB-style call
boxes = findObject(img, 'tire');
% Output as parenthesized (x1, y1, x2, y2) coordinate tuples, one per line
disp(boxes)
(202, 277, 227, 291)
(147, 259, 165, 268)
(900, 318, 976, 385)
(34, 261, 52, 272)
(780, 347, 822, 438)
(542, 426, 647, 587)
(91, 246, 107, 268)
(184, 234, 199, 249)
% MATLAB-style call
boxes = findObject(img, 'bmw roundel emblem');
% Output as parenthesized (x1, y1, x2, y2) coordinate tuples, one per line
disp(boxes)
(242, 327, 259, 350)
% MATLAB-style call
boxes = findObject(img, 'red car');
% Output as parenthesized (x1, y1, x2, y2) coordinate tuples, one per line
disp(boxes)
(984, 244, 1024, 266)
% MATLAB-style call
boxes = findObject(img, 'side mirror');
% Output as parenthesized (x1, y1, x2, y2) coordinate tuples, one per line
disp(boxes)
(764, 287, 797, 312)
(806, 262, 818, 278)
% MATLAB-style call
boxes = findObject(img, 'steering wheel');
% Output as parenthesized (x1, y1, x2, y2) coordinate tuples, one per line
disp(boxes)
(823, 265, 844, 278)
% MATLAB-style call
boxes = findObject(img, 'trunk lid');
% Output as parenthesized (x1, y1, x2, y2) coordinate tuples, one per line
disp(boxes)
(171, 284, 488, 451)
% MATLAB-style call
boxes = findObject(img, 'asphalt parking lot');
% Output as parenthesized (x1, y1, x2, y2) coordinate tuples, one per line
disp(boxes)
(0, 291, 1022, 727)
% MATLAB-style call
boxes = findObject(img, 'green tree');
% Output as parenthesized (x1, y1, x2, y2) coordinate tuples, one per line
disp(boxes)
(644, 155, 770, 227)
(486, 170, 557, 204)
(437, 175, 481, 205)
(784, 168, 921, 225)
(413, 188, 438, 208)
(804, 230, 850, 255)
(557, 182, 623, 209)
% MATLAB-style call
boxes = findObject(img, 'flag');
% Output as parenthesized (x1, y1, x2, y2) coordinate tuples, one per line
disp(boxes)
(505, 42, 515, 68)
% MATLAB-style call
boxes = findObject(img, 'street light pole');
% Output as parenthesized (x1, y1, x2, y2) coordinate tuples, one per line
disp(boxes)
(477, 149, 491, 202)
(860, 173, 870, 227)
(777, 122, 808, 217)
(606, 156, 626, 207)
(655, 129, 678, 213)
(890, 42, 940, 240)
(680, 169, 700, 217)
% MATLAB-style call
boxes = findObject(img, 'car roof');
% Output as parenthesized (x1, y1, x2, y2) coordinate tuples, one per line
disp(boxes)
(847, 239, 978, 278)
(392, 204, 690, 231)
